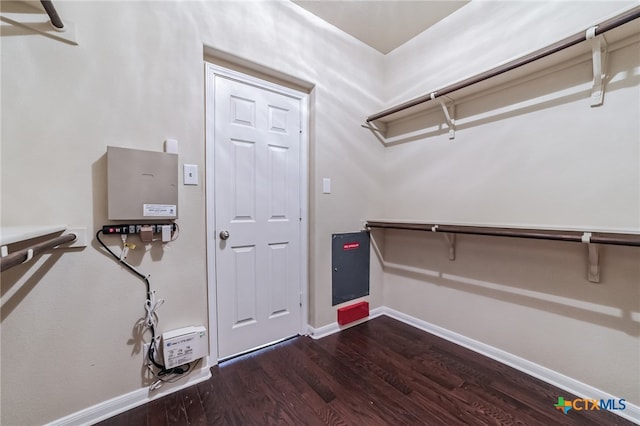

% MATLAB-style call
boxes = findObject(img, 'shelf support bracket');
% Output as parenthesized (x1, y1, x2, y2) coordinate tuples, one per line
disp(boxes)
(361, 121, 387, 138)
(587, 244, 600, 283)
(586, 26, 607, 107)
(432, 225, 456, 260)
(582, 232, 600, 283)
(431, 93, 455, 139)
(444, 233, 456, 261)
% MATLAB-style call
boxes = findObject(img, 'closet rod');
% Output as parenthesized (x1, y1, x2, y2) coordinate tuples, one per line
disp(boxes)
(0, 233, 76, 272)
(40, 0, 64, 30)
(365, 221, 640, 247)
(366, 5, 640, 123)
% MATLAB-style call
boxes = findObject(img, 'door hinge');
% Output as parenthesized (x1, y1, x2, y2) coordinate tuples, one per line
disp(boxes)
(299, 292, 303, 307)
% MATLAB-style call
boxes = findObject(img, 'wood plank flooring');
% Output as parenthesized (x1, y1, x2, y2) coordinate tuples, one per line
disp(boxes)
(96, 316, 633, 425)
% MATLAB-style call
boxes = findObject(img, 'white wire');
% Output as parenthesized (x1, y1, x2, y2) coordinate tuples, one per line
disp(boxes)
(144, 290, 164, 330)
(171, 223, 180, 241)
(120, 234, 128, 260)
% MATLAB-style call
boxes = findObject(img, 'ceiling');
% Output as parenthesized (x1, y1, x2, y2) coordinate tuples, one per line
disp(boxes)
(292, 0, 470, 54)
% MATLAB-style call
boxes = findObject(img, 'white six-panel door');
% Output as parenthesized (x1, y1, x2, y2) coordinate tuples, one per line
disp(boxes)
(210, 69, 304, 360)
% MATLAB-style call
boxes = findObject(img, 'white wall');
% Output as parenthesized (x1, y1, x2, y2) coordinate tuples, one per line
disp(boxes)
(0, 1, 385, 424)
(378, 0, 640, 405)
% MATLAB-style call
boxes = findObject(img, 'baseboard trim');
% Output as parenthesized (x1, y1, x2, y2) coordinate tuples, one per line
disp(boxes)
(307, 306, 385, 339)
(48, 307, 638, 425)
(383, 307, 640, 425)
(47, 367, 212, 426)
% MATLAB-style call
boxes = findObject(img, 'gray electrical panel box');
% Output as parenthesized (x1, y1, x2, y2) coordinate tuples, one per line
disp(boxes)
(107, 146, 178, 220)
(332, 231, 370, 306)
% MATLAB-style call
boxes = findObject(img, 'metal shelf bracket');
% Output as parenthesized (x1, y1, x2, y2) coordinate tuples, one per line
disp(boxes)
(444, 233, 456, 261)
(431, 225, 456, 260)
(431, 93, 456, 139)
(582, 232, 601, 283)
(361, 121, 387, 138)
(586, 26, 608, 107)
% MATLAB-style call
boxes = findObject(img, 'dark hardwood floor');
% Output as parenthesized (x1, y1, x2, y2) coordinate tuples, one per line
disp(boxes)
(97, 316, 633, 425)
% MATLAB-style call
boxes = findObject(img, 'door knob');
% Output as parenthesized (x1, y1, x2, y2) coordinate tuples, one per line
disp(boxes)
(219, 230, 230, 240)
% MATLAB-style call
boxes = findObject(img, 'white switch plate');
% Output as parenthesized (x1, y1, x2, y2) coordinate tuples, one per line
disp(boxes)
(184, 164, 198, 185)
(323, 178, 331, 194)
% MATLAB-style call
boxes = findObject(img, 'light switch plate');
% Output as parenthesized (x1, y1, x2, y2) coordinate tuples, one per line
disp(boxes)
(184, 164, 198, 185)
(323, 178, 331, 194)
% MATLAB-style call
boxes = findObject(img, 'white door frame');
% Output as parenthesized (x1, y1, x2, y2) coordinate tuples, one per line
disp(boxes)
(204, 63, 309, 365)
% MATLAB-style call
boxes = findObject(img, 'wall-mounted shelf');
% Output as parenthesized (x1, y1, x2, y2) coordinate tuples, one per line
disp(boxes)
(362, 6, 640, 142)
(1, 225, 67, 246)
(0, 225, 86, 272)
(366, 220, 640, 283)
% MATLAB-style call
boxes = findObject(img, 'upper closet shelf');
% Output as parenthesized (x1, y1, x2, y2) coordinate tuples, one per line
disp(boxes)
(363, 6, 640, 139)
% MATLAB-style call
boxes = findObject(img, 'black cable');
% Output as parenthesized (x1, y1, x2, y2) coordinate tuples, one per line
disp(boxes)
(97, 229, 194, 378)
(96, 229, 150, 290)
(97, 229, 165, 368)
(40, 0, 64, 29)
(151, 359, 200, 385)
(148, 335, 166, 370)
